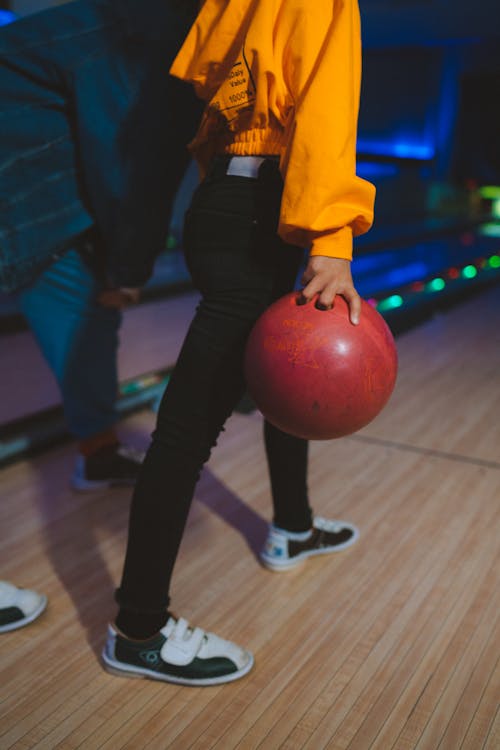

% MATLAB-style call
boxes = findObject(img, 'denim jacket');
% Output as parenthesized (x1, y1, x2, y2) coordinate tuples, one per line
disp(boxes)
(0, 0, 201, 293)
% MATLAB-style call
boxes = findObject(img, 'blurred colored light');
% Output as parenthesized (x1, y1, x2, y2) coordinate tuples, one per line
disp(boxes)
(462, 265, 477, 279)
(357, 140, 434, 161)
(377, 295, 403, 312)
(367, 298, 377, 307)
(122, 383, 139, 394)
(488, 255, 500, 268)
(479, 223, 500, 238)
(427, 278, 446, 292)
(492, 199, 500, 220)
(479, 186, 500, 200)
(460, 232, 475, 246)
(448, 268, 460, 279)
(0, 10, 17, 25)
(411, 281, 425, 292)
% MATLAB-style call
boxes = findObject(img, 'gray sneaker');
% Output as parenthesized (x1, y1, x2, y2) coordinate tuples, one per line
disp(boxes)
(102, 615, 254, 686)
(0, 581, 47, 633)
(260, 517, 359, 571)
(72, 443, 145, 491)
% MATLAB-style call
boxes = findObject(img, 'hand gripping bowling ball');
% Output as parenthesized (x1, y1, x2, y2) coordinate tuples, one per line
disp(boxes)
(244, 292, 398, 440)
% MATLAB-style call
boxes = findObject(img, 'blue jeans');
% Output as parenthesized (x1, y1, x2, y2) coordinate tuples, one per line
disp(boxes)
(18, 246, 121, 439)
(117, 158, 311, 623)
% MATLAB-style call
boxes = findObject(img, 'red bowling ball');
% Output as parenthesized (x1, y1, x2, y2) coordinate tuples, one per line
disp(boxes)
(244, 292, 398, 440)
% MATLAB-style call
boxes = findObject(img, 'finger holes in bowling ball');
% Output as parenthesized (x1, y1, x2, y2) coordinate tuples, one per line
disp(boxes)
(314, 300, 331, 311)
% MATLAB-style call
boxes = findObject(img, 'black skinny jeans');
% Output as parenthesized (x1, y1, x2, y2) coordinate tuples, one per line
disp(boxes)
(116, 158, 313, 623)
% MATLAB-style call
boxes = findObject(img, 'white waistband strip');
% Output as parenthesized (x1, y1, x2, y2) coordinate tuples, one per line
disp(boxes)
(226, 156, 266, 178)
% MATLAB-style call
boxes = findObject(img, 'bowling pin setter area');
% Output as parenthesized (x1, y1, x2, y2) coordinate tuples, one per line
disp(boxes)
(1, 284, 498, 748)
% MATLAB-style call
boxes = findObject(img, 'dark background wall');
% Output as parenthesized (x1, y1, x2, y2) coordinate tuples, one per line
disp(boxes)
(3, 0, 500, 226)
(356, 0, 500, 223)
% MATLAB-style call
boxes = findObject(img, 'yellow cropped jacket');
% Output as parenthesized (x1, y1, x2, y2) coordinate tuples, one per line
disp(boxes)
(171, 0, 376, 260)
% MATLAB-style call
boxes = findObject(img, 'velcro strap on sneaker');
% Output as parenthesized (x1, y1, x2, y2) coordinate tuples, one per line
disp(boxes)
(160, 620, 206, 666)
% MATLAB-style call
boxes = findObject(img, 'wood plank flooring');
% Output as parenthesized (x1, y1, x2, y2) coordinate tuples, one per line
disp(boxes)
(0, 286, 499, 749)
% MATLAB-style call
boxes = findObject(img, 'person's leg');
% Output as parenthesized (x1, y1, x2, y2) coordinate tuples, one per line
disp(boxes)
(105, 163, 302, 684)
(264, 421, 312, 532)
(18, 245, 142, 488)
(19, 246, 120, 436)
(261, 405, 359, 574)
(261, 399, 359, 573)
(103, 283, 261, 684)
(114, 161, 303, 637)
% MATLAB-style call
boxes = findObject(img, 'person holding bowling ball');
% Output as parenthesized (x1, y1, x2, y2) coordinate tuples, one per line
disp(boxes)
(103, 0, 376, 686)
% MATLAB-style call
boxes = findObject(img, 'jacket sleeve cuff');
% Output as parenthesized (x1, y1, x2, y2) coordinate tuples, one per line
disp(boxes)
(309, 226, 353, 261)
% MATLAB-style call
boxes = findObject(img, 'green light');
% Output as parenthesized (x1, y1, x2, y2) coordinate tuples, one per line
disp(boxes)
(427, 278, 445, 292)
(493, 199, 500, 220)
(462, 265, 477, 279)
(479, 223, 500, 238)
(377, 295, 403, 312)
(121, 383, 139, 395)
(488, 255, 500, 268)
(479, 185, 500, 200)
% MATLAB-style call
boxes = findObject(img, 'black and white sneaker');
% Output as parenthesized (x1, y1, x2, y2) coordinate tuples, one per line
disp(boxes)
(0, 581, 47, 633)
(72, 443, 145, 491)
(260, 516, 359, 571)
(102, 616, 254, 686)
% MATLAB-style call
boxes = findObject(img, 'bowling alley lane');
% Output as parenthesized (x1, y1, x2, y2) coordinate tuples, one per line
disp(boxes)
(0, 257, 498, 750)
(1, 0, 500, 741)
(2, 222, 499, 464)
(355, 282, 500, 465)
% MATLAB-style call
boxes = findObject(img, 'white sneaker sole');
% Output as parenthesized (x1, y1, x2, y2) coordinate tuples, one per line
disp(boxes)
(0, 594, 48, 633)
(260, 524, 360, 572)
(101, 649, 254, 686)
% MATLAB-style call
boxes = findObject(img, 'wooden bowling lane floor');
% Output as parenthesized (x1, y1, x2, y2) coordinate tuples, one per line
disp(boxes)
(0, 286, 499, 749)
